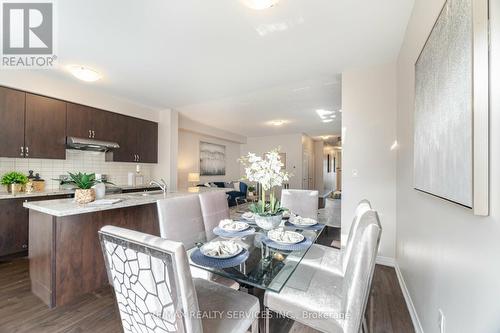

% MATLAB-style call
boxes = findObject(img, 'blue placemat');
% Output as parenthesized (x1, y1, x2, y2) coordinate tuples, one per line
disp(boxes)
(190, 248, 249, 269)
(285, 221, 324, 231)
(213, 227, 256, 238)
(262, 236, 312, 251)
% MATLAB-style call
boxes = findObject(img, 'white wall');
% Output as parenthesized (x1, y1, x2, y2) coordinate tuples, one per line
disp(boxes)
(341, 63, 397, 261)
(323, 145, 336, 192)
(314, 141, 324, 193)
(396, 1, 500, 332)
(241, 134, 303, 189)
(154, 110, 178, 190)
(177, 129, 242, 189)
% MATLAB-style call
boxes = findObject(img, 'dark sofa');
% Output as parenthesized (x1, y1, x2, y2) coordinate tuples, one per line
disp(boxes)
(199, 181, 248, 207)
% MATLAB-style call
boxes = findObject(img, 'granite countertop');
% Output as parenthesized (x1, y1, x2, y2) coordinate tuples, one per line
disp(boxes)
(0, 184, 161, 200)
(23, 187, 224, 217)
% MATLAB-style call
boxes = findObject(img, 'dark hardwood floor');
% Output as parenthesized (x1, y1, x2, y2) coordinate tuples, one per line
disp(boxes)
(0, 257, 414, 333)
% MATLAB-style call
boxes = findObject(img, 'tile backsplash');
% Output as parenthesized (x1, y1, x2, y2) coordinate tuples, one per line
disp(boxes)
(0, 150, 154, 191)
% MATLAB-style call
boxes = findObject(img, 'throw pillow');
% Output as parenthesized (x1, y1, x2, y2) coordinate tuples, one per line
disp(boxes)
(204, 182, 211, 187)
(233, 181, 241, 192)
(224, 182, 233, 189)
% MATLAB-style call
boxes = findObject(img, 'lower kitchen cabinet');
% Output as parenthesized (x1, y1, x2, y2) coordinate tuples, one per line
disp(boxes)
(0, 195, 72, 258)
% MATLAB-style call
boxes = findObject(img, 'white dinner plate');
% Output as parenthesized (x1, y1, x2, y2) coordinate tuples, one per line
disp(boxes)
(268, 229, 305, 245)
(219, 220, 250, 232)
(291, 216, 318, 227)
(200, 241, 243, 259)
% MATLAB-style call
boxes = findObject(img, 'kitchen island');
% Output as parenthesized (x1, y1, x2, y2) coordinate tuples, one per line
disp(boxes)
(23, 187, 222, 308)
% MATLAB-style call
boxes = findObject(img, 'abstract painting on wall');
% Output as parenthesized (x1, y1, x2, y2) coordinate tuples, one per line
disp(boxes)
(200, 141, 226, 176)
(414, 0, 489, 215)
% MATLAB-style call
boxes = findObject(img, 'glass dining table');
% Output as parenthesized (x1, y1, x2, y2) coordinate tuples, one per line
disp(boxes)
(186, 208, 327, 293)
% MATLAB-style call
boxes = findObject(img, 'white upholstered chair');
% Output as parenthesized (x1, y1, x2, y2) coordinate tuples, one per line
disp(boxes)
(293, 200, 372, 276)
(263, 209, 382, 333)
(199, 191, 230, 241)
(156, 195, 239, 289)
(281, 189, 319, 219)
(99, 225, 259, 333)
(156, 195, 206, 249)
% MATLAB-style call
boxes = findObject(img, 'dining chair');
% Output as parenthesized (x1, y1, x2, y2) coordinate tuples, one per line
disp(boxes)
(157, 195, 239, 289)
(263, 209, 382, 333)
(199, 191, 230, 241)
(281, 189, 319, 219)
(99, 225, 259, 333)
(157, 195, 207, 249)
(295, 200, 372, 276)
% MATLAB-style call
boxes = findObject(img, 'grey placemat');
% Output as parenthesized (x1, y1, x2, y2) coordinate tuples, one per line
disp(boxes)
(190, 248, 249, 269)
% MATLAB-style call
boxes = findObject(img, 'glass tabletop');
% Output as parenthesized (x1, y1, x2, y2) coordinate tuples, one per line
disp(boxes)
(187, 210, 326, 293)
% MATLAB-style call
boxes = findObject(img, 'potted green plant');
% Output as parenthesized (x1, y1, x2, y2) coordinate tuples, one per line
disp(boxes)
(1, 171, 29, 194)
(247, 186, 256, 197)
(239, 148, 291, 230)
(66, 172, 97, 204)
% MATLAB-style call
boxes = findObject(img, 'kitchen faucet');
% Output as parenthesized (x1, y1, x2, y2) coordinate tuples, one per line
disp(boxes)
(150, 179, 168, 194)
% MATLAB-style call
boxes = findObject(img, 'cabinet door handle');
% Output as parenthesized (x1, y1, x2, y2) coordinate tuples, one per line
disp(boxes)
(137, 154, 140, 162)
(25, 147, 29, 157)
(20, 146, 24, 157)
(92, 130, 96, 138)
(89, 130, 92, 138)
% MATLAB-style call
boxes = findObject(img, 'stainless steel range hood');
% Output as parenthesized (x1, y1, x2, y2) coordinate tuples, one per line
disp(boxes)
(66, 137, 120, 152)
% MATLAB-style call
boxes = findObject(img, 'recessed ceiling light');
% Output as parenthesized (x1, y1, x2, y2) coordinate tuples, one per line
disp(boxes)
(316, 109, 334, 118)
(322, 119, 334, 123)
(269, 120, 286, 126)
(67, 65, 102, 82)
(242, 0, 280, 10)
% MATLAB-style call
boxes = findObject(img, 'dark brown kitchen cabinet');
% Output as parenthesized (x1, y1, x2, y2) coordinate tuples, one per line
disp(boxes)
(67, 103, 117, 142)
(0, 87, 26, 158)
(0, 194, 72, 258)
(108, 114, 137, 162)
(0, 198, 29, 257)
(106, 116, 158, 163)
(25, 94, 67, 159)
(137, 119, 158, 163)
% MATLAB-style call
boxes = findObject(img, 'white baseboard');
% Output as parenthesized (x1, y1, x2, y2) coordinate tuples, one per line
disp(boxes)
(375, 255, 395, 267)
(394, 262, 424, 333)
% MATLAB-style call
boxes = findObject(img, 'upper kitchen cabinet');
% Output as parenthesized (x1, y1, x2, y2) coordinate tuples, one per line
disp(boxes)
(67, 103, 117, 142)
(25, 94, 67, 159)
(136, 119, 158, 163)
(0, 87, 25, 158)
(106, 115, 158, 163)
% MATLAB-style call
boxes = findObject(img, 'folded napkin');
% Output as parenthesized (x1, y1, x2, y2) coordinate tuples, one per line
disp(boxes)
(88, 199, 123, 206)
(241, 212, 255, 219)
(219, 219, 248, 231)
(268, 228, 304, 244)
(201, 241, 240, 257)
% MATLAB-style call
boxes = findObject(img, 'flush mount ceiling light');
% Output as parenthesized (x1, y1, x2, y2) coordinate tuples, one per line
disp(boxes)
(316, 109, 334, 118)
(269, 120, 287, 126)
(242, 0, 280, 10)
(67, 65, 102, 82)
(322, 119, 334, 123)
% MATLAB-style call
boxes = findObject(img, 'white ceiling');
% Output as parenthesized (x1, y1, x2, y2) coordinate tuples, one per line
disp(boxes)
(12, 0, 413, 137)
(178, 76, 342, 137)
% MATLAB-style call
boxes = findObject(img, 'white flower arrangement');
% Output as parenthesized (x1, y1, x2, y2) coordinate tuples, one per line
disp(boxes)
(239, 148, 291, 216)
